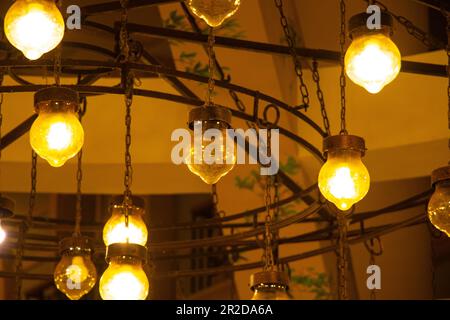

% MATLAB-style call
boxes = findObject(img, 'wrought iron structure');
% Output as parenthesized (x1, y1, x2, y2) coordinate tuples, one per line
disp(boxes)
(0, 0, 447, 298)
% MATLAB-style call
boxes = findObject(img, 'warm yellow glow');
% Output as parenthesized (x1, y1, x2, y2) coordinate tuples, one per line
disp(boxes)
(345, 33, 401, 94)
(54, 254, 97, 300)
(99, 257, 149, 300)
(186, 0, 241, 27)
(0, 222, 6, 244)
(186, 128, 236, 185)
(318, 149, 370, 211)
(251, 285, 290, 300)
(428, 181, 450, 237)
(30, 111, 84, 167)
(103, 205, 148, 246)
(4, 0, 65, 60)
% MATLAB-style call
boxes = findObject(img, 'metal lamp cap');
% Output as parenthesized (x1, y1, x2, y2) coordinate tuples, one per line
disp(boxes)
(188, 105, 232, 130)
(431, 166, 450, 186)
(106, 243, 148, 263)
(0, 196, 14, 219)
(323, 134, 366, 156)
(249, 271, 289, 291)
(110, 195, 145, 210)
(349, 11, 393, 38)
(59, 235, 94, 255)
(34, 87, 80, 113)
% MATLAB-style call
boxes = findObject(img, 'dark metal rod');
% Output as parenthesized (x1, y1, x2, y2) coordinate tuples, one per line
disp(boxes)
(0, 115, 37, 150)
(125, 24, 448, 78)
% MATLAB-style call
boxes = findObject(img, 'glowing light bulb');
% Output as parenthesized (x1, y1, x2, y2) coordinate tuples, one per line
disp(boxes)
(103, 197, 148, 246)
(250, 271, 290, 300)
(186, 120, 236, 185)
(0, 221, 6, 244)
(54, 237, 97, 300)
(30, 88, 84, 168)
(186, 0, 241, 27)
(4, 0, 65, 60)
(345, 13, 401, 94)
(318, 136, 370, 211)
(100, 244, 149, 300)
(428, 167, 450, 237)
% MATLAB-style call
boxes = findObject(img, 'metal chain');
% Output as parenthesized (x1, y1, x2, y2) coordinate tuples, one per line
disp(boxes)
(312, 59, 331, 136)
(211, 184, 225, 218)
(0, 72, 4, 183)
(206, 27, 215, 107)
(336, 212, 348, 300)
(442, 7, 450, 140)
(74, 100, 85, 236)
(274, 0, 310, 111)
(369, 0, 446, 50)
(364, 237, 383, 300)
(53, 46, 62, 86)
(16, 151, 37, 299)
(263, 174, 275, 271)
(339, 0, 348, 135)
(119, 0, 130, 63)
(272, 175, 280, 266)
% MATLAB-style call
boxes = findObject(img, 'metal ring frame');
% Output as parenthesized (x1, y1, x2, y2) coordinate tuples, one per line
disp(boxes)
(0, 0, 445, 281)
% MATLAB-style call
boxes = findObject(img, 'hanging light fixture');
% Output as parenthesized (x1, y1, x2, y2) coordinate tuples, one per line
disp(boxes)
(250, 271, 290, 300)
(187, 106, 236, 185)
(428, 167, 450, 237)
(103, 196, 148, 247)
(345, 12, 401, 94)
(0, 197, 14, 245)
(186, 0, 241, 27)
(186, 28, 236, 185)
(54, 236, 97, 300)
(4, 0, 65, 60)
(318, 135, 370, 211)
(30, 87, 84, 167)
(99, 243, 149, 300)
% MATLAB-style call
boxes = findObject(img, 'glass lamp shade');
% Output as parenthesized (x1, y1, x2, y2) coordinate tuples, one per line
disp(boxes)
(345, 32, 401, 94)
(100, 244, 149, 300)
(251, 283, 290, 300)
(30, 110, 84, 167)
(186, 120, 236, 185)
(4, 0, 65, 60)
(428, 167, 450, 237)
(186, 0, 241, 27)
(53, 238, 97, 300)
(250, 271, 290, 300)
(0, 221, 6, 244)
(103, 197, 148, 247)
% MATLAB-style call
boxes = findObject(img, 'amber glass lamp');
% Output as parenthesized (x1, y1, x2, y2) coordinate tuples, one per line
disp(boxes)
(30, 87, 84, 167)
(318, 135, 370, 211)
(428, 166, 450, 237)
(54, 236, 97, 300)
(0, 197, 15, 245)
(103, 196, 148, 247)
(186, 106, 236, 185)
(4, 0, 65, 60)
(250, 271, 290, 300)
(345, 12, 401, 94)
(100, 243, 149, 300)
(186, 0, 241, 27)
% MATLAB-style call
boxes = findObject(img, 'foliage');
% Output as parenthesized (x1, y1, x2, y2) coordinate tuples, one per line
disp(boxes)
(163, 9, 245, 78)
(290, 268, 331, 300)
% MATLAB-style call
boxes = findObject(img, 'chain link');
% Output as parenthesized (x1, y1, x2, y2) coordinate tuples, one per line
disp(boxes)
(336, 212, 348, 300)
(74, 99, 85, 236)
(211, 184, 225, 218)
(206, 27, 216, 107)
(274, 0, 310, 110)
(263, 174, 275, 271)
(339, 0, 347, 135)
(369, 0, 446, 50)
(119, 0, 130, 63)
(312, 59, 331, 136)
(0, 72, 4, 181)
